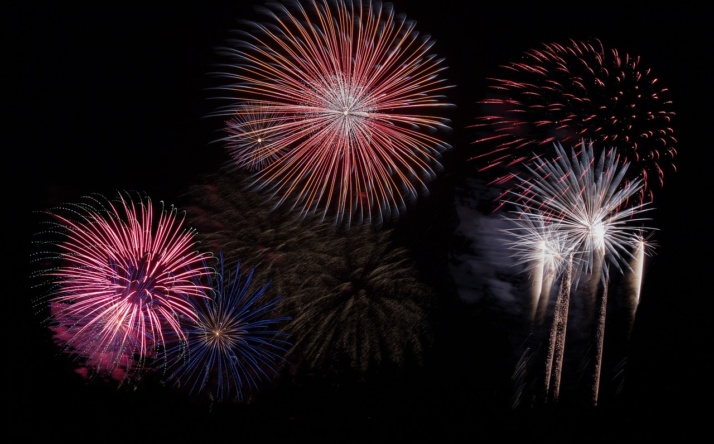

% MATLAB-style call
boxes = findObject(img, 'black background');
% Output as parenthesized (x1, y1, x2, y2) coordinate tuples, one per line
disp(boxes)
(7, 1, 712, 442)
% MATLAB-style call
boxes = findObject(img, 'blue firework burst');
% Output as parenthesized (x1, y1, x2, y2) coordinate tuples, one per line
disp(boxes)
(166, 253, 291, 403)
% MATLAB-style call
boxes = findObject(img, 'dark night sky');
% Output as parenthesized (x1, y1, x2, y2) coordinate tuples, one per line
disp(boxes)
(7, 1, 712, 442)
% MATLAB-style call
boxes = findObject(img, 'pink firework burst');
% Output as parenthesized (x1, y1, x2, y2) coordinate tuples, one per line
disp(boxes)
(470, 38, 677, 206)
(32, 191, 214, 381)
(212, 0, 454, 226)
(224, 101, 288, 172)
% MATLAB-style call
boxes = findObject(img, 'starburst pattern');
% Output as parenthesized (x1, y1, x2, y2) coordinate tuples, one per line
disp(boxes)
(471, 38, 676, 205)
(165, 253, 291, 403)
(282, 225, 435, 377)
(212, 0, 453, 226)
(501, 213, 574, 324)
(30, 191, 213, 381)
(223, 101, 288, 172)
(509, 140, 655, 277)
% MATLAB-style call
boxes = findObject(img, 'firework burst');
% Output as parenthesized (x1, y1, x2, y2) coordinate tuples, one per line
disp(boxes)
(501, 212, 574, 325)
(501, 210, 578, 406)
(224, 101, 288, 172)
(510, 140, 655, 278)
(212, 0, 454, 226)
(165, 253, 291, 403)
(282, 225, 435, 377)
(471, 38, 676, 206)
(502, 140, 656, 405)
(178, 169, 335, 299)
(179, 171, 434, 379)
(30, 191, 213, 382)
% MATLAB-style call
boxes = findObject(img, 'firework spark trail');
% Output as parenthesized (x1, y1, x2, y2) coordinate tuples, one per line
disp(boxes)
(517, 142, 654, 405)
(546, 254, 573, 403)
(470, 38, 676, 208)
(504, 140, 656, 405)
(30, 191, 213, 381)
(591, 265, 609, 406)
(212, 0, 453, 226)
(626, 236, 654, 334)
(165, 253, 291, 403)
(630, 240, 646, 310)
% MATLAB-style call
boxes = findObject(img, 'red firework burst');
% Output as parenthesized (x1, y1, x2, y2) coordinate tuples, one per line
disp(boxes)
(212, 0, 454, 226)
(470, 38, 677, 206)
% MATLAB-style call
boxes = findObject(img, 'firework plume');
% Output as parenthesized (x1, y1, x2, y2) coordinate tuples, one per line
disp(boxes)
(212, 0, 454, 226)
(625, 235, 655, 333)
(502, 140, 656, 405)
